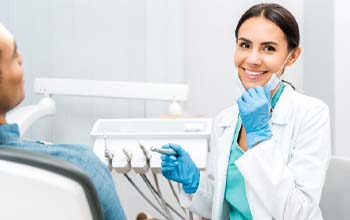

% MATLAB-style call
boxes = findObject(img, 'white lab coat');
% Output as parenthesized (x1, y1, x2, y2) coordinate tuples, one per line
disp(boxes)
(180, 85, 331, 220)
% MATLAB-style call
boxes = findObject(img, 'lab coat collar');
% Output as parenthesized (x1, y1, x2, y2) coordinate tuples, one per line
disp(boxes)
(218, 106, 237, 129)
(270, 85, 293, 125)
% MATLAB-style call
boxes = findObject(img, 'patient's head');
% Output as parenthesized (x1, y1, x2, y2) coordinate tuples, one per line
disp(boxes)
(0, 23, 24, 123)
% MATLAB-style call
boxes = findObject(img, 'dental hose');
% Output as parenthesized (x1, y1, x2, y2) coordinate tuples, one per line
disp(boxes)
(139, 174, 168, 215)
(152, 173, 174, 220)
(143, 174, 186, 220)
(168, 180, 187, 215)
(123, 173, 168, 219)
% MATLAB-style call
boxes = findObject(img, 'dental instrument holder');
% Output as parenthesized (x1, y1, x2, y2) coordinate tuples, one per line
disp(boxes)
(111, 147, 131, 173)
(90, 118, 212, 173)
(103, 135, 114, 170)
(133, 142, 151, 173)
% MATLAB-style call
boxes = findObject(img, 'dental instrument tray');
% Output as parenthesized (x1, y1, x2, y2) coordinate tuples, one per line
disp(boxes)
(90, 118, 212, 173)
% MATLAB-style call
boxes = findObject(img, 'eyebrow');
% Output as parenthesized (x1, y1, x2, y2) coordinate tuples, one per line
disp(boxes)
(238, 37, 278, 46)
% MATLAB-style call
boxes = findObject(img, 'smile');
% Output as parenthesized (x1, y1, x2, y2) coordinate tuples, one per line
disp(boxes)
(244, 69, 268, 76)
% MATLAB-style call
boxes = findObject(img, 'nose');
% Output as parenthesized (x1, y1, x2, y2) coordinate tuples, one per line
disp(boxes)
(18, 52, 23, 65)
(246, 50, 262, 66)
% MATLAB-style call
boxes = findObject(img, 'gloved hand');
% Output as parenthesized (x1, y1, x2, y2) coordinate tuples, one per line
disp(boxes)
(237, 84, 272, 148)
(160, 143, 200, 194)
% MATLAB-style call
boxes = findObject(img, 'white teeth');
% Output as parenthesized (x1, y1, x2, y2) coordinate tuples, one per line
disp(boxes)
(245, 70, 264, 76)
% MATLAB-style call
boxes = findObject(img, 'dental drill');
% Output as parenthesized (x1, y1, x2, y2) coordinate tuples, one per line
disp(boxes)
(150, 146, 177, 156)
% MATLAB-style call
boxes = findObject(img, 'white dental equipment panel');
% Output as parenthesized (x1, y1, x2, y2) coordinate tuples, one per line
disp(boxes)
(90, 118, 212, 173)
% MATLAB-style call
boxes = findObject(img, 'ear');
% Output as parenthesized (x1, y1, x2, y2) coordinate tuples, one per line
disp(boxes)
(286, 47, 302, 66)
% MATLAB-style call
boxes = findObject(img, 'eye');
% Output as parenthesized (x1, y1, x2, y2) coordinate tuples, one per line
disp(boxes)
(263, 45, 276, 52)
(239, 42, 250, 49)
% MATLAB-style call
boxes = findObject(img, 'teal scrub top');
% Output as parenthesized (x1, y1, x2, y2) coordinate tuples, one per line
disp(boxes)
(224, 83, 285, 220)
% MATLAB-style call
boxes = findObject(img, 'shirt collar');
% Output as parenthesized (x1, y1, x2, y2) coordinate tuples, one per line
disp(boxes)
(271, 83, 285, 110)
(0, 123, 21, 143)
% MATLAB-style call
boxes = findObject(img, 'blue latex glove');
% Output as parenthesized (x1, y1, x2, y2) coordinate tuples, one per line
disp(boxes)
(160, 143, 200, 194)
(237, 84, 272, 148)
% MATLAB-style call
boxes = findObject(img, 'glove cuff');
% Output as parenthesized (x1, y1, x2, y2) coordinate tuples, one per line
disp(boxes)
(246, 128, 272, 148)
(182, 168, 200, 194)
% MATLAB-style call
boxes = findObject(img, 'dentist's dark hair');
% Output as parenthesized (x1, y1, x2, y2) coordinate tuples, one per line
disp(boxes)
(235, 3, 300, 52)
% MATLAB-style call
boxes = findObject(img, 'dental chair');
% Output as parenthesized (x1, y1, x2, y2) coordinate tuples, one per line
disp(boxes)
(0, 147, 103, 220)
(320, 157, 350, 219)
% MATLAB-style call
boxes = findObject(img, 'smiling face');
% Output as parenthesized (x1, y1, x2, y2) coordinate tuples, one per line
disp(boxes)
(0, 24, 24, 123)
(234, 16, 298, 89)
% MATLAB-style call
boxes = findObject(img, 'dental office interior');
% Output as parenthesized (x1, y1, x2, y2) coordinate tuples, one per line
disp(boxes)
(0, 0, 349, 219)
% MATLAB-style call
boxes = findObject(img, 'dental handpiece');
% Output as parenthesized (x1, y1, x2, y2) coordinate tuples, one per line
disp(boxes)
(150, 146, 177, 156)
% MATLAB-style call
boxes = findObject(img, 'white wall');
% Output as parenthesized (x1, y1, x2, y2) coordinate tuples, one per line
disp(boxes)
(334, 0, 350, 157)
(303, 0, 335, 153)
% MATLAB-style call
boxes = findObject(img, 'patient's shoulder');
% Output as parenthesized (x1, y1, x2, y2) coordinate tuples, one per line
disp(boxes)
(53, 143, 91, 152)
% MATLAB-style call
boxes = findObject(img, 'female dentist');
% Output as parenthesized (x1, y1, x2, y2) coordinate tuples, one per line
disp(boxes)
(160, 3, 331, 220)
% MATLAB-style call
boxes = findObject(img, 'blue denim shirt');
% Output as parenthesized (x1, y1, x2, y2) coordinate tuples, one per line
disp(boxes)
(0, 123, 126, 220)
